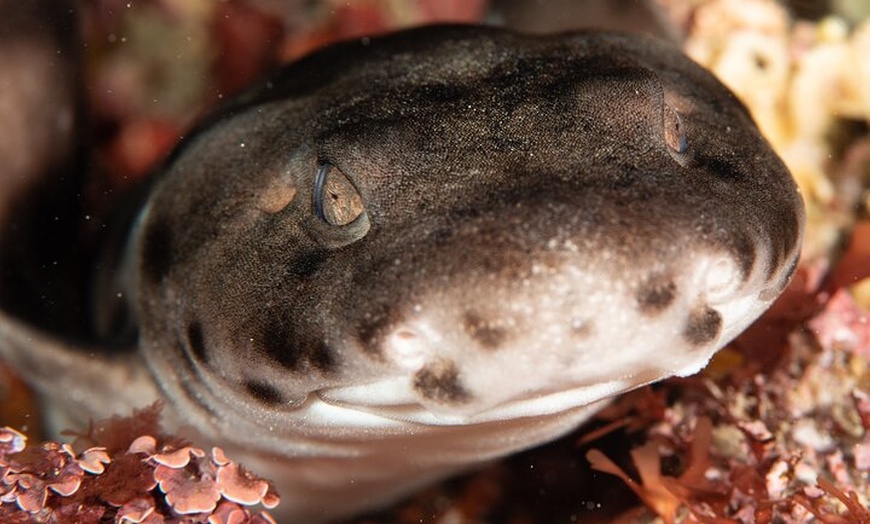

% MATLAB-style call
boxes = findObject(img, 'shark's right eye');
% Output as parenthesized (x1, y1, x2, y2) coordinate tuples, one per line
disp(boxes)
(313, 163, 366, 227)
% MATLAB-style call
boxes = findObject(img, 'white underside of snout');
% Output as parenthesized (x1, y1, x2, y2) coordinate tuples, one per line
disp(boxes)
(340, 240, 798, 422)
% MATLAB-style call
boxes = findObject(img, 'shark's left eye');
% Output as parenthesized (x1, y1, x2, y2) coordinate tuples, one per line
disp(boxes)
(314, 163, 366, 226)
(663, 103, 688, 156)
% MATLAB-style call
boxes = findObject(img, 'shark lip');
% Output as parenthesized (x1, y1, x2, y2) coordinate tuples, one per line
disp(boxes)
(315, 374, 652, 426)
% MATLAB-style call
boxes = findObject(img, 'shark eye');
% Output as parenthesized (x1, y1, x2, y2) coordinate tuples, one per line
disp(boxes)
(313, 163, 366, 226)
(663, 103, 688, 157)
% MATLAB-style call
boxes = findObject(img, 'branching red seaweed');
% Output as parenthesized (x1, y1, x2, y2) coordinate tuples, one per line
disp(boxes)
(585, 228, 870, 523)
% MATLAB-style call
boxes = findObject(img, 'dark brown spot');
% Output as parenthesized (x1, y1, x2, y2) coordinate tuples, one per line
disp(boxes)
(697, 154, 743, 180)
(761, 255, 800, 301)
(356, 306, 396, 355)
(463, 311, 507, 350)
(730, 231, 756, 280)
(262, 316, 302, 370)
(244, 380, 284, 405)
(760, 203, 801, 282)
(186, 321, 207, 362)
(142, 220, 173, 282)
(175, 342, 220, 419)
(308, 341, 338, 373)
(260, 314, 337, 373)
(636, 276, 677, 315)
(683, 305, 722, 346)
(411, 82, 468, 104)
(780, 256, 799, 288)
(288, 249, 329, 277)
(571, 319, 593, 339)
(413, 359, 471, 404)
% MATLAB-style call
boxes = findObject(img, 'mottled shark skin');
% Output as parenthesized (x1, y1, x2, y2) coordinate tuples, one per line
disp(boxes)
(0, 3, 804, 523)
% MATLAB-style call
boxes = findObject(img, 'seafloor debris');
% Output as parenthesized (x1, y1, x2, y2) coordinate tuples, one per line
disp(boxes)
(0, 404, 279, 523)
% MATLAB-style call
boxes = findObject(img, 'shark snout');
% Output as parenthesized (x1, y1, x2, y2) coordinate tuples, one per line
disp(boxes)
(360, 225, 770, 422)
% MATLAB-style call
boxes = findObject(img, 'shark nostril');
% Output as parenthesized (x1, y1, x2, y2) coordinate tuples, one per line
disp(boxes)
(385, 326, 431, 371)
(701, 254, 743, 303)
(395, 329, 417, 341)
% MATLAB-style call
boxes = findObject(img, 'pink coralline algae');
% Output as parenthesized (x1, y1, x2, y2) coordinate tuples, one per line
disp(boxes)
(0, 404, 279, 523)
